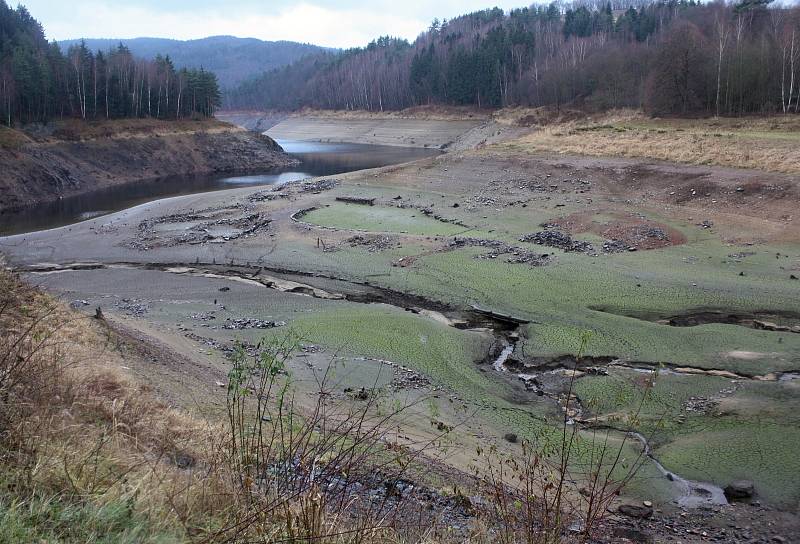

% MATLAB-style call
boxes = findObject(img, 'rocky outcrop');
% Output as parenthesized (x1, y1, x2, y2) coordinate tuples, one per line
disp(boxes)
(0, 121, 296, 213)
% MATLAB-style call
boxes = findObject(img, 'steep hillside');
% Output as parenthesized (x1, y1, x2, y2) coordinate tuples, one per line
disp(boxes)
(227, 1, 800, 116)
(59, 36, 329, 89)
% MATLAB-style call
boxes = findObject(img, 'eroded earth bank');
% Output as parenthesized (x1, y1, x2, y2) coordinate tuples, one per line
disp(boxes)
(0, 118, 294, 214)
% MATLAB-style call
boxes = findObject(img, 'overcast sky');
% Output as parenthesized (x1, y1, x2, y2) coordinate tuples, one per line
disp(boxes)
(23, 1, 530, 48)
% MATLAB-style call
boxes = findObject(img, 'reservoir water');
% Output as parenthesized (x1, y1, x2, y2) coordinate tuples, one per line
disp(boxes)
(0, 140, 438, 236)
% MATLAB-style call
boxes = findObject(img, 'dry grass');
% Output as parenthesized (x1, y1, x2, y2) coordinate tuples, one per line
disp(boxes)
(0, 125, 32, 149)
(0, 269, 231, 541)
(497, 110, 800, 174)
(26, 117, 240, 143)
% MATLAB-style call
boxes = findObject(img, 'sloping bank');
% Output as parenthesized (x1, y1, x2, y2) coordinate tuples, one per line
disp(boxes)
(0, 118, 296, 213)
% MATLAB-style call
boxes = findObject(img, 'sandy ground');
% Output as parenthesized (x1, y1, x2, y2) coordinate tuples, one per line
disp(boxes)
(265, 116, 482, 148)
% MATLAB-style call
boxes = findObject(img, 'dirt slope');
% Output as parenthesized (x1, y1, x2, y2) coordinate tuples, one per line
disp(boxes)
(0, 119, 295, 213)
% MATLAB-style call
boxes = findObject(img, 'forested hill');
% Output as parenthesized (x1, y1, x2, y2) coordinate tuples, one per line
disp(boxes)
(227, 0, 800, 116)
(58, 37, 328, 89)
(0, 1, 221, 125)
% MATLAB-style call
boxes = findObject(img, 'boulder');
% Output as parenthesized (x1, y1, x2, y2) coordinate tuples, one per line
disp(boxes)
(617, 502, 653, 519)
(503, 433, 518, 443)
(724, 480, 755, 501)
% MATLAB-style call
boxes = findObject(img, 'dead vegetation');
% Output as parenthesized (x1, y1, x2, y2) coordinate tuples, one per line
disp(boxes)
(499, 110, 800, 175)
(24, 117, 241, 143)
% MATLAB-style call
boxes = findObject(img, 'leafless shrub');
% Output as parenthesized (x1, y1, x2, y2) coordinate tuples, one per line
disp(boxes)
(472, 333, 656, 544)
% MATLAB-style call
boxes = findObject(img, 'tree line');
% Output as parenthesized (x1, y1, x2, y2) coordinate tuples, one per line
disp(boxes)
(226, 0, 800, 116)
(0, 1, 221, 126)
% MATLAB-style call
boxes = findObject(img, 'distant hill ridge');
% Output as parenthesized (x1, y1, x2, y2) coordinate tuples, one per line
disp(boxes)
(58, 36, 330, 89)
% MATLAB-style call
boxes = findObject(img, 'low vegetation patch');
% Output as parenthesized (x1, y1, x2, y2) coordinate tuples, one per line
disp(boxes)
(501, 111, 800, 175)
(0, 269, 649, 542)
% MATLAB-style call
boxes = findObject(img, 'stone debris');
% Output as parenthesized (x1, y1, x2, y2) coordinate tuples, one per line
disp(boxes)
(336, 196, 375, 205)
(133, 206, 271, 248)
(222, 318, 287, 330)
(519, 230, 595, 253)
(346, 234, 399, 252)
(113, 298, 149, 317)
(447, 237, 551, 267)
(630, 225, 669, 243)
(683, 396, 718, 413)
(249, 178, 337, 201)
(601, 239, 631, 253)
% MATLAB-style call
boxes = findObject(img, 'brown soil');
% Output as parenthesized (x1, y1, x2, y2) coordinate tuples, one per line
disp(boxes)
(549, 211, 687, 250)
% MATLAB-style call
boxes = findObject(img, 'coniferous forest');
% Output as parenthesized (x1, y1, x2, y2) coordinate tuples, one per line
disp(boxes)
(227, 0, 800, 116)
(0, 1, 221, 126)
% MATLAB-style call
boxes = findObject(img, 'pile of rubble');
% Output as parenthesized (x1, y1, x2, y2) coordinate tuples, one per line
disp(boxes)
(632, 225, 669, 241)
(113, 298, 149, 317)
(519, 230, 595, 253)
(683, 396, 719, 414)
(249, 178, 338, 202)
(189, 312, 216, 321)
(346, 234, 399, 252)
(602, 239, 633, 253)
(448, 237, 551, 266)
(222, 318, 287, 330)
(390, 367, 431, 390)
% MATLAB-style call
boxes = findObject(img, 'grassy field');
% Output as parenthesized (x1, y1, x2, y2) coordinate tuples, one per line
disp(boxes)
(226, 172, 800, 506)
(498, 111, 800, 174)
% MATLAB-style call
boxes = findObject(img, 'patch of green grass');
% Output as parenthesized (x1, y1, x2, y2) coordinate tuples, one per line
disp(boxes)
(286, 305, 490, 393)
(576, 370, 800, 506)
(0, 493, 183, 544)
(575, 368, 732, 422)
(303, 202, 472, 236)
(656, 421, 800, 507)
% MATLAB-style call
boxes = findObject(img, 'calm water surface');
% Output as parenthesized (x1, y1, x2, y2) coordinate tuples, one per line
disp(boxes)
(0, 140, 438, 236)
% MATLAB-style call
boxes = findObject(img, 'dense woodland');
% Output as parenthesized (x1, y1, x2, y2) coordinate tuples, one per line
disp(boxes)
(227, 0, 800, 116)
(0, 1, 221, 126)
(58, 37, 328, 89)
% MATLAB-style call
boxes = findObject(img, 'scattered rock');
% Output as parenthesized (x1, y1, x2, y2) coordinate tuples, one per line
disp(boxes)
(602, 239, 630, 253)
(519, 230, 594, 253)
(222, 318, 286, 330)
(346, 234, 398, 252)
